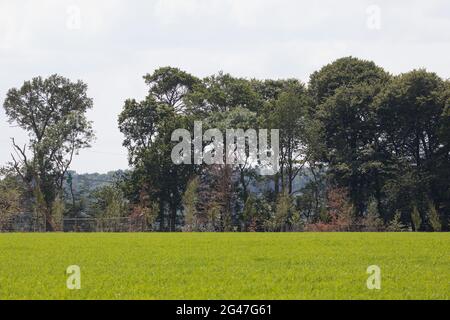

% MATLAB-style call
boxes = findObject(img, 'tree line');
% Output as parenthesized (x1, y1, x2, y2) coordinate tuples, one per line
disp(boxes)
(1, 57, 449, 232)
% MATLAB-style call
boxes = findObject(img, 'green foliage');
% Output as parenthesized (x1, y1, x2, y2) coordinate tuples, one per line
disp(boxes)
(242, 195, 272, 232)
(269, 85, 313, 193)
(0, 175, 22, 230)
(206, 201, 222, 232)
(386, 210, 406, 232)
(294, 170, 327, 224)
(309, 58, 390, 218)
(119, 67, 198, 231)
(118, 97, 160, 164)
(362, 198, 384, 231)
(272, 192, 292, 231)
(317, 83, 386, 215)
(375, 71, 446, 164)
(146, 202, 160, 230)
(188, 72, 261, 114)
(242, 196, 256, 229)
(411, 205, 422, 231)
(289, 209, 304, 232)
(117, 59, 450, 232)
(182, 176, 200, 231)
(309, 56, 389, 104)
(3, 75, 94, 230)
(144, 66, 201, 112)
(91, 186, 128, 219)
(375, 70, 449, 227)
(427, 201, 442, 232)
(3, 58, 450, 232)
(51, 195, 65, 231)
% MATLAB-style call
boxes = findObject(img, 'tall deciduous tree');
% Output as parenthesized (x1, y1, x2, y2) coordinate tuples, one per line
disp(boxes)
(119, 68, 199, 231)
(374, 70, 450, 227)
(3, 75, 94, 230)
(268, 84, 312, 195)
(309, 57, 390, 216)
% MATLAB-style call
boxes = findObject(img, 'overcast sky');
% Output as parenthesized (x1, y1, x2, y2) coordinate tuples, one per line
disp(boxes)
(1, 0, 449, 173)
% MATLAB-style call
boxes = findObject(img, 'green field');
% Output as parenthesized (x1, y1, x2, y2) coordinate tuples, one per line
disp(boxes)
(0, 233, 448, 300)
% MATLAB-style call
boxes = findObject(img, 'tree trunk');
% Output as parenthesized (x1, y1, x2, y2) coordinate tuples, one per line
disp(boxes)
(45, 208, 55, 232)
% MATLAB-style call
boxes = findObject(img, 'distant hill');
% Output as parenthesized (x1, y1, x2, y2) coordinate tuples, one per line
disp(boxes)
(65, 169, 312, 200)
(63, 170, 127, 201)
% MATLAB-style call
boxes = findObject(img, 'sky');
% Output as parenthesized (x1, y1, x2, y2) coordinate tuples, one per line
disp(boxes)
(0, 0, 449, 173)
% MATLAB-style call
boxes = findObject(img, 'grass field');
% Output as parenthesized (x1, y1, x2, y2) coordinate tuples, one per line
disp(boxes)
(0, 233, 448, 300)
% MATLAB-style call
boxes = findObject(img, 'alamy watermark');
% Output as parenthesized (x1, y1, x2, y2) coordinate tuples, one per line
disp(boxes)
(171, 121, 279, 176)
(366, 5, 381, 30)
(66, 5, 82, 30)
(366, 265, 381, 290)
(66, 265, 81, 290)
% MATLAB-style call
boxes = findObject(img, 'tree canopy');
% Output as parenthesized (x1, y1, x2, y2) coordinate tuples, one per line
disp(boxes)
(2, 58, 449, 232)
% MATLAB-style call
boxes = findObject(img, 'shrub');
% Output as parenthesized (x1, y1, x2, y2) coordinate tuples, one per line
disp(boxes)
(273, 192, 292, 231)
(411, 205, 422, 231)
(386, 210, 405, 232)
(327, 187, 355, 231)
(182, 177, 200, 231)
(427, 201, 441, 232)
(362, 198, 384, 231)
